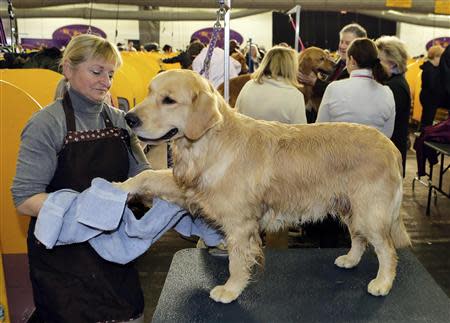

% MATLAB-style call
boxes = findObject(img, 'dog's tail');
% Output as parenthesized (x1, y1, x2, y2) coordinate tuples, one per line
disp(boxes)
(391, 216, 412, 248)
(390, 183, 412, 248)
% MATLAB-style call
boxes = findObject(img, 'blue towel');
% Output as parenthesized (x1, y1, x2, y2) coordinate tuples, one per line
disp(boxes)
(35, 178, 223, 264)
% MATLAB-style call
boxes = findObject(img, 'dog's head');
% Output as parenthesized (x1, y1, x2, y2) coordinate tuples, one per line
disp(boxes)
(298, 47, 336, 81)
(125, 70, 223, 144)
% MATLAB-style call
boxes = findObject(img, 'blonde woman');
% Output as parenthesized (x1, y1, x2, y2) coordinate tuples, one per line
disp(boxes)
(12, 34, 149, 322)
(376, 35, 411, 177)
(236, 46, 306, 124)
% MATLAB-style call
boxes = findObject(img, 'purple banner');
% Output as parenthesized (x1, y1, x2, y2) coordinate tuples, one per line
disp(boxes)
(426, 37, 450, 50)
(52, 24, 107, 48)
(21, 38, 56, 50)
(191, 28, 243, 48)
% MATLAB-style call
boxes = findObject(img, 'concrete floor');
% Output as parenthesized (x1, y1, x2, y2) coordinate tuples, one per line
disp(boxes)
(135, 149, 450, 320)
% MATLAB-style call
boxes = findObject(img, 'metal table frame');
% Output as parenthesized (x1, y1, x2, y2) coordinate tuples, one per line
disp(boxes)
(423, 141, 450, 215)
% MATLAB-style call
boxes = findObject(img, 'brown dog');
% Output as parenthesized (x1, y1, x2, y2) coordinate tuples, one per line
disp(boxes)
(218, 46, 335, 109)
(118, 69, 411, 304)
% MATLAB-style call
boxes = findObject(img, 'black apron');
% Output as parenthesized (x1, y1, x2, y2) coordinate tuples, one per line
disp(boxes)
(27, 92, 144, 323)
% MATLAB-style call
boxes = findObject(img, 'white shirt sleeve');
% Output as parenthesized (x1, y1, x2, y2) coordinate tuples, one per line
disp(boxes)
(235, 81, 250, 113)
(191, 48, 207, 74)
(290, 92, 307, 124)
(316, 84, 334, 122)
(383, 88, 396, 138)
(230, 56, 241, 77)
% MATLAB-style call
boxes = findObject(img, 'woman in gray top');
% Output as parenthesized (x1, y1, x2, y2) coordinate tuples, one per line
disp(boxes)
(11, 34, 149, 322)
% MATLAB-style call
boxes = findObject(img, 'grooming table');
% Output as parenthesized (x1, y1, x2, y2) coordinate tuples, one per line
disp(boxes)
(153, 248, 450, 323)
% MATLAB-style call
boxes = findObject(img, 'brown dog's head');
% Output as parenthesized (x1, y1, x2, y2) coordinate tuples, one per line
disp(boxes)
(125, 70, 223, 144)
(298, 46, 336, 81)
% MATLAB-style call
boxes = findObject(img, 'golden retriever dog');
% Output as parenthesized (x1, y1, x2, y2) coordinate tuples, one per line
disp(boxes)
(118, 69, 411, 304)
(217, 46, 335, 108)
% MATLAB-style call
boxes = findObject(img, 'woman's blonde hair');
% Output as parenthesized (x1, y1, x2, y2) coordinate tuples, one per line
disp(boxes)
(60, 34, 122, 70)
(252, 46, 299, 87)
(375, 35, 409, 74)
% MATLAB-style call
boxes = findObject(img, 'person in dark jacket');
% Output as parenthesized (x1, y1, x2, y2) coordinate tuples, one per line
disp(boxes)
(162, 40, 204, 69)
(376, 35, 412, 177)
(438, 45, 450, 109)
(419, 45, 445, 131)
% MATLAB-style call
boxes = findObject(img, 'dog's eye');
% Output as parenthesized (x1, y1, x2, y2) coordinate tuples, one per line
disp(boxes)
(162, 96, 176, 105)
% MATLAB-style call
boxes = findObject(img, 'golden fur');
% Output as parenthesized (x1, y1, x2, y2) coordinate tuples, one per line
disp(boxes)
(118, 69, 411, 304)
(218, 46, 335, 109)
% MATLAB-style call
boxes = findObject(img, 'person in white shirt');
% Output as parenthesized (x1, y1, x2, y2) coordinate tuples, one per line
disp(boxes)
(236, 45, 306, 125)
(316, 38, 396, 138)
(192, 44, 241, 88)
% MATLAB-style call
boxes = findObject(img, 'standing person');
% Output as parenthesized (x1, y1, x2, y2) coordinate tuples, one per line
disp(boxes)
(236, 46, 306, 248)
(312, 38, 395, 248)
(439, 45, 450, 109)
(236, 46, 306, 124)
(317, 38, 395, 136)
(419, 45, 445, 131)
(192, 42, 241, 88)
(127, 40, 137, 52)
(298, 23, 367, 122)
(244, 43, 262, 73)
(11, 34, 149, 322)
(376, 35, 411, 177)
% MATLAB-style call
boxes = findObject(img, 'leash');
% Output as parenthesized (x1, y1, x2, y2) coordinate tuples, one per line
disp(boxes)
(199, 1, 227, 79)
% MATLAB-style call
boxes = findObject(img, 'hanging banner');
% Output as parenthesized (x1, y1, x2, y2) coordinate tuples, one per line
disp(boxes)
(426, 37, 450, 50)
(191, 28, 243, 48)
(385, 0, 412, 8)
(435, 0, 450, 14)
(52, 25, 107, 48)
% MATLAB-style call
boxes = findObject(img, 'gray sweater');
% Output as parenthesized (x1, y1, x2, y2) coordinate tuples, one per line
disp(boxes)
(11, 88, 149, 206)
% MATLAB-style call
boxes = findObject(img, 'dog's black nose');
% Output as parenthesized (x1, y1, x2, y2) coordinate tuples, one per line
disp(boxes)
(125, 113, 142, 128)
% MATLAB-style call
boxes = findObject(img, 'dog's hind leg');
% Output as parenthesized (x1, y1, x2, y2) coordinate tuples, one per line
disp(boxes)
(335, 229, 367, 268)
(209, 218, 262, 303)
(366, 233, 397, 296)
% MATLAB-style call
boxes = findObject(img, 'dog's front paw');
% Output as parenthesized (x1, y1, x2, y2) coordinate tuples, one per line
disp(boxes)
(335, 255, 359, 269)
(111, 181, 134, 193)
(210, 285, 239, 303)
(367, 278, 392, 296)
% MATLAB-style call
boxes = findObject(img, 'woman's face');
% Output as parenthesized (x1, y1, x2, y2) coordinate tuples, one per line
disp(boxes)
(346, 55, 357, 73)
(64, 57, 116, 103)
(378, 50, 396, 72)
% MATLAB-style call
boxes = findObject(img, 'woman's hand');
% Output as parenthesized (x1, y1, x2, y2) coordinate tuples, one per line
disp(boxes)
(297, 71, 317, 86)
(16, 193, 49, 217)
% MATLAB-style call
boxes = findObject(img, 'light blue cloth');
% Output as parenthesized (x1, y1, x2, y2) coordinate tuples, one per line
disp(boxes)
(35, 178, 223, 264)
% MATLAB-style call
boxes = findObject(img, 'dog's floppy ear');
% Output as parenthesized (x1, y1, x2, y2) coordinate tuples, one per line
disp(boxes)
(298, 53, 313, 75)
(184, 90, 223, 140)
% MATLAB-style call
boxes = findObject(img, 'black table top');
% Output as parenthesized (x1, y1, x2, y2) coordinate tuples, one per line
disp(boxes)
(424, 141, 450, 155)
(153, 248, 450, 323)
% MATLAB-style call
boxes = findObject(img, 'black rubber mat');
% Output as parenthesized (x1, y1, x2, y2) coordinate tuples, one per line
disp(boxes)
(153, 248, 450, 323)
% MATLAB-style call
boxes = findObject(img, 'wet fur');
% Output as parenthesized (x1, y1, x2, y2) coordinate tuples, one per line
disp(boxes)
(119, 69, 411, 303)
